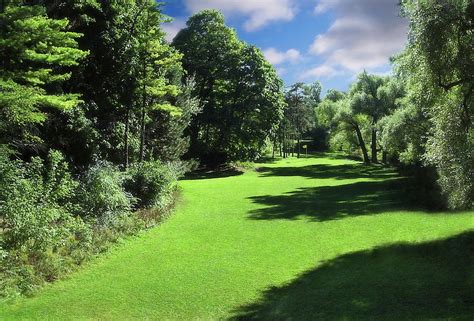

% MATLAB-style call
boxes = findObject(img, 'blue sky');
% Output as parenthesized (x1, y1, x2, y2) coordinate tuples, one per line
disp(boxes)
(161, 0, 408, 92)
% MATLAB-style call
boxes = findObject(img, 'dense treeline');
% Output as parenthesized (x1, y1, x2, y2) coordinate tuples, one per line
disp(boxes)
(0, 1, 285, 297)
(316, 0, 473, 210)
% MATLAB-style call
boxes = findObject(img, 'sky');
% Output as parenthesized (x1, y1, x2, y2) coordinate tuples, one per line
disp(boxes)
(161, 0, 408, 92)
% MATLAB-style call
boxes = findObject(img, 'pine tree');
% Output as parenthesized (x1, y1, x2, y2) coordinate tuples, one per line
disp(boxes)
(0, 2, 88, 149)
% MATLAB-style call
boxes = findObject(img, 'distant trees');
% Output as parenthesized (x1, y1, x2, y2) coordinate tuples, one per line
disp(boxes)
(319, 0, 473, 209)
(279, 82, 321, 158)
(350, 72, 395, 163)
(317, 90, 371, 163)
(173, 10, 285, 164)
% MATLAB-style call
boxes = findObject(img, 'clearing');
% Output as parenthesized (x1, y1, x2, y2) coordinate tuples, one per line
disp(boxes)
(1, 155, 473, 320)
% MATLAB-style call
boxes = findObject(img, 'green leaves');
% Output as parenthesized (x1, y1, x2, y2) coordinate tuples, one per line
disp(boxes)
(397, 0, 474, 209)
(173, 10, 285, 162)
(0, 3, 88, 146)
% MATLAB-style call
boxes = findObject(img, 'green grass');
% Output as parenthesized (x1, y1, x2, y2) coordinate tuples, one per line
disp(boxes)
(1, 154, 473, 320)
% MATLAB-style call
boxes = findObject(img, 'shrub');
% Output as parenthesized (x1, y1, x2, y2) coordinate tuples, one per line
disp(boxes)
(76, 163, 135, 226)
(125, 160, 185, 210)
(0, 149, 93, 296)
(0, 151, 184, 299)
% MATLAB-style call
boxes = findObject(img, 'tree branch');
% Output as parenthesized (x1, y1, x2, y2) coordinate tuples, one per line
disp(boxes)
(438, 75, 467, 90)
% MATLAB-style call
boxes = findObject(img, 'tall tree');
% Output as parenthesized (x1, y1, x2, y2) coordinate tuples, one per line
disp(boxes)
(173, 10, 284, 164)
(0, 2, 88, 153)
(396, 0, 474, 208)
(349, 72, 389, 163)
(40, 0, 185, 167)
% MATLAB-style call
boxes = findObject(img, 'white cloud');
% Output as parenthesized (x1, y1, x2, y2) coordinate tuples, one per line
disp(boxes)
(162, 18, 186, 43)
(310, 0, 408, 72)
(184, 0, 297, 31)
(263, 48, 301, 65)
(276, 67, 287, 76)
(300, 65, 342, 79)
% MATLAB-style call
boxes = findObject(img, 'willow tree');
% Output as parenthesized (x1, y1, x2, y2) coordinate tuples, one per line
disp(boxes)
(397, 0, 474, 208)
(317, 91, 370, 163)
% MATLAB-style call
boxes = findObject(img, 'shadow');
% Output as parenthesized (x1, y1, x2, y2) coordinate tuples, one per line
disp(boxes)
(184, 168, 244, 180)
(326, 153, 365, 162)
(248, 179, 406, 222)
(254, 156, 279, 164)
(258, 163, 397, 181)
(231, 231, 474, 321)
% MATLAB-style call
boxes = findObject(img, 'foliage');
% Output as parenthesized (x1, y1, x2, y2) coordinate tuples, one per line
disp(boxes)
(0, 148, 92, 296)
(0, 2, 88, 150)
(125, 160, 184, 210)
(76, 163, 135, 225)
(396, 0, 474, 208)
(174, 10, 285, 164)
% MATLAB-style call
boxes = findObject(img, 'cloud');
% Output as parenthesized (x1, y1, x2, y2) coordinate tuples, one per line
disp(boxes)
(276, 67, 287, 76)
(300, 65, 343, 79)
(162, 18, 186, 43)
(184, 0, 297, 31)
(310, 0, 408, 72)
(263, 48, 301, 65)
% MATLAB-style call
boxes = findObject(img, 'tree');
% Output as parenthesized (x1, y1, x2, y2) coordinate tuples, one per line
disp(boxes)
(284, 82, 320, 158)
(397, 0, 474, 209)
(39, 0, 185, 168)
(317, 91, 371, 163)
(133, 0, 182, 163)
(349, 72, 389, 163)
(0, 2, 88, 153)
(173, 10, 284, 164)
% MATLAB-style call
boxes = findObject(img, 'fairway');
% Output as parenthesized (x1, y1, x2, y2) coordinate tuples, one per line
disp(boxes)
(1, 155, 473, 320)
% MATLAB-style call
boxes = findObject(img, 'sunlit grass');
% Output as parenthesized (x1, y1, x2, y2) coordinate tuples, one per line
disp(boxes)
(1, 154, 473, 320)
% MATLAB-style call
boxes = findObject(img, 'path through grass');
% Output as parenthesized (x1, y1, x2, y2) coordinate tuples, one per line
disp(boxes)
(1, 155, 473, 320)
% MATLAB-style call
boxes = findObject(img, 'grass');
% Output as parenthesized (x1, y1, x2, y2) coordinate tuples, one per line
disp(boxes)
(1, 154, 473, 320)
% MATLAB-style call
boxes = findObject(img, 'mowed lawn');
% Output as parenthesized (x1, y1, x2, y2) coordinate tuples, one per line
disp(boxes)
(1, 155, 473, 320)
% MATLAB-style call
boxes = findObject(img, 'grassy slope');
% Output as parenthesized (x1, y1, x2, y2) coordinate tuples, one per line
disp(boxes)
(1, 155, 473, 320)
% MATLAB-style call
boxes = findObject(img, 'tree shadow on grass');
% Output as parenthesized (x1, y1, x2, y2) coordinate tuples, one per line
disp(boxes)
(258, 163, 397, 180)
(248, 179, 407, 222)
(230, 231, 474, 321)
(184, 168, 244, 180)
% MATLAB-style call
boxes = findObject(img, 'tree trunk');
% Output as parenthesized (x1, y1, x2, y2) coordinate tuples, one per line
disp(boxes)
(382, 150, 388, 164)
(371, 128, 377, 163)
(124, 107, 130, 169)
(139, 103, 145, 162)
(354, 124, 370, 163)
(291, 134, 294, 157)
(297, 135, 301, 158)
(139, 58, 147, 162)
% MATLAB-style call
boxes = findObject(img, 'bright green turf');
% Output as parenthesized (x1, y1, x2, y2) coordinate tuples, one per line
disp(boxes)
(1, 155, 473, 320)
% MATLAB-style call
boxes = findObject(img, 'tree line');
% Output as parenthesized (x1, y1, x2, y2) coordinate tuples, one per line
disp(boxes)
(0, 1, 287, 297)
(316, 0, 473, 210)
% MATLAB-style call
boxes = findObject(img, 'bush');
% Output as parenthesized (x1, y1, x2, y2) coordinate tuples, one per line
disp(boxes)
(0, 150, 184, 298)
(76, 163, 135, 226)
(0, 149, 93, 297)
(125, 160, 185, 210)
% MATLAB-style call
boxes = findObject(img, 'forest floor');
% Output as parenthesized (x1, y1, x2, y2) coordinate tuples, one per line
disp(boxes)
(1, 154, 473, 320)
